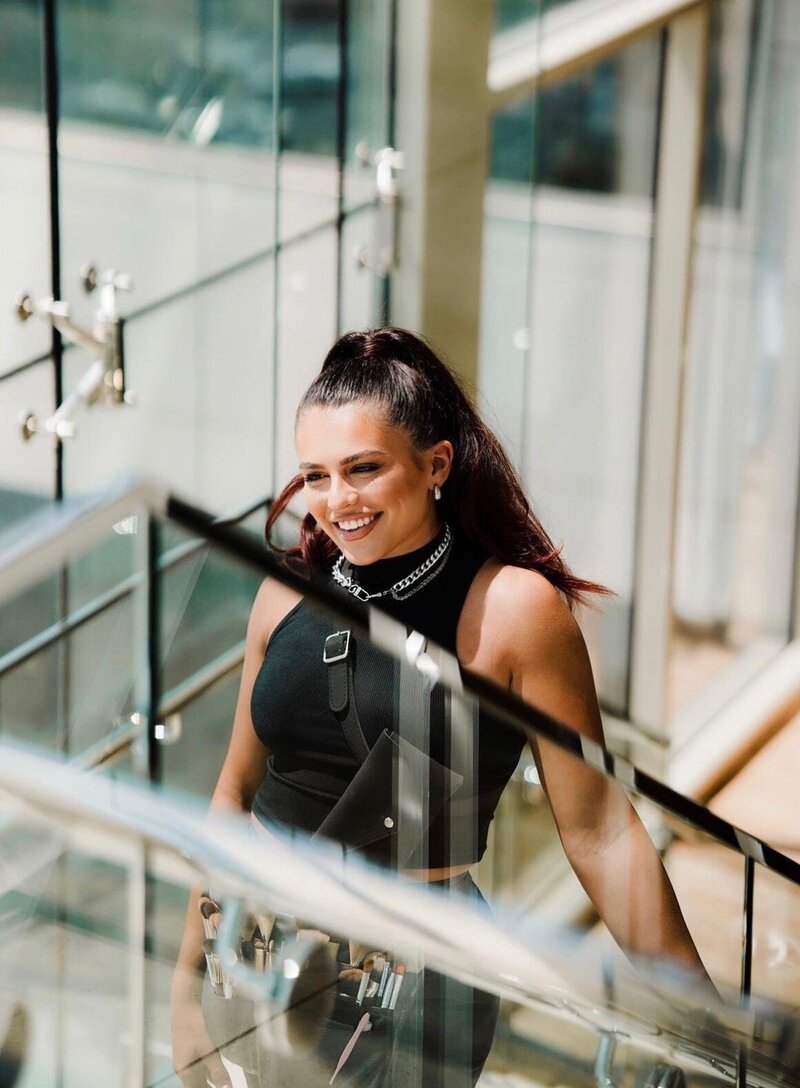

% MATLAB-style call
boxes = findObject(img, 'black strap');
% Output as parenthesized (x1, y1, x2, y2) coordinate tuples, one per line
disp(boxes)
(324, 631, 371, 763)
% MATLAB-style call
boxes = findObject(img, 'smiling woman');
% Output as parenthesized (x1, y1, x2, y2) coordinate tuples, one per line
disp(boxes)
(171, 327, 717, 1088)
(296, 403, 453, 559)
(268, 326, 603, 601)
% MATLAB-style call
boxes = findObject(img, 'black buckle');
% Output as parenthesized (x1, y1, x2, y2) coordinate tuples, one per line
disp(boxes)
(323, 629, 351, 664)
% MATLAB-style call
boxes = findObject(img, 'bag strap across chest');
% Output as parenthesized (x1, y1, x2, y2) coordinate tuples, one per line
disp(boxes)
(323, 629, 371, 762)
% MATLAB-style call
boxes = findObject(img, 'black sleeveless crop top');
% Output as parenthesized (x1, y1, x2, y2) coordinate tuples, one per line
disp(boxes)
(250, 521, 526, 867)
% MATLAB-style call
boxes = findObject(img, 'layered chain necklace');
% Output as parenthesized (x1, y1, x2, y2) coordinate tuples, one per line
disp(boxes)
(331, 522, 453, 603)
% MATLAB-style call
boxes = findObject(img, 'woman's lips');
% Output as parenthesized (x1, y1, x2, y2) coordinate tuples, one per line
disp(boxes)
(334, 512, 382, 541)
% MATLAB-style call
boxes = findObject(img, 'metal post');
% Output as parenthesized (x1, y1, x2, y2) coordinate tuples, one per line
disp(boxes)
(629, 4, 710, 737)
(146, 516, 162, 786)
(41, 0, 63, 502)
(737, 854, 755, 1088)
(335, 0, 349, 335)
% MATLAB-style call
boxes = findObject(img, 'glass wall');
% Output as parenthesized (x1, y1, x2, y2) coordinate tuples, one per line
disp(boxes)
(668, 0, 800, 729)
(481, 0, 800, 752)
(0, 0, 391, 784)
(2, 0, 391, 512)
(479, 31, 664, 715)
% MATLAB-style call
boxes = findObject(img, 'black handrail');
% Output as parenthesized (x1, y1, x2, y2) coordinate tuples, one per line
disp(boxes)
(165, 493, 800, 887)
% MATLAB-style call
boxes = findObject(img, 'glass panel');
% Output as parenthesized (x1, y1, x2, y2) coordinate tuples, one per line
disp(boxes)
(339, 206, 385, 332)
(160, 672, 240, 801)
(57, 0, 278, 328)
(273, 227, 339, 494)
(0, 748, 777, 1088)
(495, 0, 583, 34)
(6, 496, 800, 1088)
(342, 0, 392, 215)
(65, 594, 137, 757)
(753, 864, 800, 1023)
(478, 92, 536, 470)
(0, 0, 52, 376)
(668, 0, 800, 728)
(160, 544, 259, 695)
(277, 1, 340, 239)
(0, 360, 56, 517)
(61, 260, 275, 512)
(0, 638, 62, 749)
(0, 820, 141, 1088)
(0, 564, 139, 759)
(480, 33, 663, 715)
(65, 522, 137, 614)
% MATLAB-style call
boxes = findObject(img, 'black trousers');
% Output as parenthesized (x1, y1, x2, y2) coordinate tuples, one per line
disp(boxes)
(202, 873, 500, 1088)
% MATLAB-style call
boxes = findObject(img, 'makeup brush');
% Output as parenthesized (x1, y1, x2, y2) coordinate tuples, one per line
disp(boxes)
(388, 965, 406, 1010)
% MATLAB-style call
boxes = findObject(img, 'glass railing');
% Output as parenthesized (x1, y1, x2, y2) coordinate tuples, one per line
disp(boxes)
(2, 479, 800, 1087)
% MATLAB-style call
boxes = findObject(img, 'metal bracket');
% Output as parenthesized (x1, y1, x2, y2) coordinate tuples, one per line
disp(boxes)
(354, 143, 405, 275)
(15, 264, 133, 441)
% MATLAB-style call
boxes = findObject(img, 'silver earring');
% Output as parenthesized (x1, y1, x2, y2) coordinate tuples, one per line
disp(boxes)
(434, 484, 442, 501)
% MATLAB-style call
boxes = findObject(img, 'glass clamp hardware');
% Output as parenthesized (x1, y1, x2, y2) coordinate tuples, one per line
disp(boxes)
(14, 264, 134, 442)
(353, 144, 404, 276)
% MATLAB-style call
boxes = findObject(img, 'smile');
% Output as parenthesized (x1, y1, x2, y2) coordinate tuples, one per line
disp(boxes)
(333, 512, 382, 539)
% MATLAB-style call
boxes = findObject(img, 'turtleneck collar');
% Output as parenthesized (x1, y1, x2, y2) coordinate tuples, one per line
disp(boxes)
(343, 520, 450, 593)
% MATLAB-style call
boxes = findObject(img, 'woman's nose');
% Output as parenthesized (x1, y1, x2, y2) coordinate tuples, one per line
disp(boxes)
(327, 474, 357, 514)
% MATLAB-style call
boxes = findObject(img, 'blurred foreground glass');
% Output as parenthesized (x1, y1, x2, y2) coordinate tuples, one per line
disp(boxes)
(2, 485, 800, 1085)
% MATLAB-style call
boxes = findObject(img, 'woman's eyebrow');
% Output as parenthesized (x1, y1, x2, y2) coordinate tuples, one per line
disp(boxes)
(299, 449, 385, 470)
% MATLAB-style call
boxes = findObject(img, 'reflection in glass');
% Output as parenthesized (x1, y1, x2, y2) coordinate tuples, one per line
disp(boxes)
(272, 227, 339, 494)
(0, 0, 52, 376)
(0, 359, 56, 511)
(480, 33, 663, 714)
(3, 483, 798, 1086)
(669, 0, 800, 725)
(160, 543, 259, 695)
(61, 263, 274, 511)
(57, 0, 277, 147)
(494, 0, 577, 34)
(57, 0, 279, 326)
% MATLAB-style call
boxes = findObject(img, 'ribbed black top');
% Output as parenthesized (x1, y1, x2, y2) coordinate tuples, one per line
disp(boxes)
(250, 521, 525, 866)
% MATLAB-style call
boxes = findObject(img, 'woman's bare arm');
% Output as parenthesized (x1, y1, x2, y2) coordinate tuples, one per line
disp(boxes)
(492, 567, 716, 998)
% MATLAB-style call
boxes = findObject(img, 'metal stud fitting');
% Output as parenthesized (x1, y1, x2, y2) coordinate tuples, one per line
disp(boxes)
(14, 294, 34, 323)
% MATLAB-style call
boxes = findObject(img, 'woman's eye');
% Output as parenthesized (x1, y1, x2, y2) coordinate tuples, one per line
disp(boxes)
(303, 473, 325, 484)
(352, 464, 379, 474)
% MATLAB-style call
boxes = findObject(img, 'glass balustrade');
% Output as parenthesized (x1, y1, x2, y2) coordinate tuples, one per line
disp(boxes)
(1, 483, 799, 1088)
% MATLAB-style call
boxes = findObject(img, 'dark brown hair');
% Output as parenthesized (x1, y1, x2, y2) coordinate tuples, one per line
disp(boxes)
(265, 327, 608, 609)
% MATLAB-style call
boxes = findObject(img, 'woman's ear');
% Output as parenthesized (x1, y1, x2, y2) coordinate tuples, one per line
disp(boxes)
(430, 439, 454, 485)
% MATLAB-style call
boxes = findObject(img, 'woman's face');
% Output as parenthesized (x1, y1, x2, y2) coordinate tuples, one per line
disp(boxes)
(295, 401, 451, 564)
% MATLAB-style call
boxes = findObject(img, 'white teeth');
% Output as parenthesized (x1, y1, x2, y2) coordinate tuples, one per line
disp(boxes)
(338, 515, 377, 531)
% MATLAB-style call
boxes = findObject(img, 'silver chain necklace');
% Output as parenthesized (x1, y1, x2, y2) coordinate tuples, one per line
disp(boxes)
(331, 523, 453, 603)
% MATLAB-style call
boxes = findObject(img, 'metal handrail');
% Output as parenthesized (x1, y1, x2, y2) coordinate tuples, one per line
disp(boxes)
(2, 480, 800, 1083)
(2, 479, 798, 891)
(0, 492, 273, 681)
(166, 491, 800, 890)
(0, 741, 756, 1084)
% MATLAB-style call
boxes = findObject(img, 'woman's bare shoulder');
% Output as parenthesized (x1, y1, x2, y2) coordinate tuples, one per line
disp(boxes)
(248, 574, 305, 652)
(461, 561, 580, 673)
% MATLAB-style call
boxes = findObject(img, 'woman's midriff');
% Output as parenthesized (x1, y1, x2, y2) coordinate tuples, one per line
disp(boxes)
(249, 811, 473, 883)
(403, 862, 473, 882)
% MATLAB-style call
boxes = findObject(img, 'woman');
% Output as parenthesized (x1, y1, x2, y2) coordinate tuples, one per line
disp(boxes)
(171, 327, 714, 1088)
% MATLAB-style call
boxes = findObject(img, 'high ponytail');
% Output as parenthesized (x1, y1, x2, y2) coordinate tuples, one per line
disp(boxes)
(266, 327, 608, 609)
